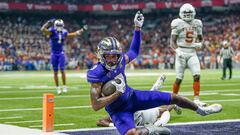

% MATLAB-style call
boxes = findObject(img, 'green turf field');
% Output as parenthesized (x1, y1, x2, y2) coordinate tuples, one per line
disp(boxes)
(0, 69, 240, 130)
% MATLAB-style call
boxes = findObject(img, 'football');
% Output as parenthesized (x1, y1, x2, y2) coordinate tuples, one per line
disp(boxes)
(101, 79, 121, 96)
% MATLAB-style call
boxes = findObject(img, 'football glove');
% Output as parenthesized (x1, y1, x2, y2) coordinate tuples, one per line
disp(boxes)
(134, 11, 144, 28)
(112, 74, 126, 93)
(83, 25, 88, 31)
(47, 18, 56, 24)
(76, 30, 82, 36)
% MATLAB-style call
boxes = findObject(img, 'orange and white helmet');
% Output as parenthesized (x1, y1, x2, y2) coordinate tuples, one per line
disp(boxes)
(179, 3, 196, 22)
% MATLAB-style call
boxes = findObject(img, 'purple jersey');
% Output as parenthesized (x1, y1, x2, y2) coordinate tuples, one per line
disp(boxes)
(48, 27, 68, 54)
(87, 57, 134, 111)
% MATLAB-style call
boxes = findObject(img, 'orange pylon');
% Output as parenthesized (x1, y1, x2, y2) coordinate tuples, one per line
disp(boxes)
(42, 93, 54, 132)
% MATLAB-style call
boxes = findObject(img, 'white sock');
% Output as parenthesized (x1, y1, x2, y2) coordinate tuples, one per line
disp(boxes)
(194, 96, 200, 101)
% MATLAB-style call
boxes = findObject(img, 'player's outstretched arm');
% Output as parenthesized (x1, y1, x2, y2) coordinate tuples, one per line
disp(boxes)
(125, 11, 144, 64)
(90, 82, 122, 111)
(41, 19, 55, 36)
(67, 25, 88, 38)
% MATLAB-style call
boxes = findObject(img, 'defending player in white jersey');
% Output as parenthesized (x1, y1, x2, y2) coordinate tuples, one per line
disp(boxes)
(170, 3, 207, 107)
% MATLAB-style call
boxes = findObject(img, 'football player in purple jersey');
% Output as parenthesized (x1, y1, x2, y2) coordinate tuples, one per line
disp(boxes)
(41, 19, 87, 94)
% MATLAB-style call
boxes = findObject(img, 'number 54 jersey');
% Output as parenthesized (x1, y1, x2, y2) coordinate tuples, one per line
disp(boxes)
(171, 18, 203, 51)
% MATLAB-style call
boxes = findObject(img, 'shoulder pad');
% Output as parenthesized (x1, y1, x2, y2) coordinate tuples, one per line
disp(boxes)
(193, 19, 203, 27)
(87, 64, 106, 83)
(171, 18, 183, 29)
(48, 27, 54, 32)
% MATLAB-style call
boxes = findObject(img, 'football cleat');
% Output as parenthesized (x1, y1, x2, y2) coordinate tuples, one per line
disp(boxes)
(173, 105, 182, 115)
(57, 87, 62, 95)
(196, 104, 222, 116)
(62, 86, 68, 93)
(146, 125, 171, 135)
(151, 74, 166, 91)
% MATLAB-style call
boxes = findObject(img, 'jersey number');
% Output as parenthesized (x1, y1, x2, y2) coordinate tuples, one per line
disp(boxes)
(185, 31, 194, 43)
(58, 34, 62, 44)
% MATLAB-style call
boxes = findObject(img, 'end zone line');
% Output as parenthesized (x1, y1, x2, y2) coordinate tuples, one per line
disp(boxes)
(57, 119, 240, 132)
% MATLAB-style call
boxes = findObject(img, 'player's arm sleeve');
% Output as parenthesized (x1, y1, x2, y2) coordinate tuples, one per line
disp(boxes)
(67, 28, 85, 38)
(170, 20, 179, 50)
(67, 31, 78, 38)
(87, 70, 102, 83)
(125, 30, 141, 63)
(87, 66, 110, 83)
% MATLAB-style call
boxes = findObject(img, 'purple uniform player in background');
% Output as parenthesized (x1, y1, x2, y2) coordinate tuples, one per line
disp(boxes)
(41, 19, 87, 94)
(87, 11, 222, 135)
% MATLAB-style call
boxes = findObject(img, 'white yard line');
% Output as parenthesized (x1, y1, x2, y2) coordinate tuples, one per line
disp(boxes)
(203, 99, 240, 103)
(221, 93, 240, 96)
(0, 116, 23, 120)
(1, 98, 240, 112)
(1, 82, 239, 90)
(0, 92, 221, 101)
(0, 95, 89, 100)
(5, 120, 42, 124)
(2, 87, 240, 100)
(0, 72, 175, 78)
(0, 93, 217, 101)
(0, 106, 91, 112)
(166, 119, 240, 126)
(0, 83, 239, 94)
(0, 86, 12, 89)
(29, 123, 75, 128)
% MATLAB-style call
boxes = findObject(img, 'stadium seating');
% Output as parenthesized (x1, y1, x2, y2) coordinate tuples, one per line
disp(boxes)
(0, 11, 240, 71)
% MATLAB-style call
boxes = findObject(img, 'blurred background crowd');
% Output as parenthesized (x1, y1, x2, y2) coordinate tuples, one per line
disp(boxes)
(1, 0, 196, 4)
(0, 0, 240, 71)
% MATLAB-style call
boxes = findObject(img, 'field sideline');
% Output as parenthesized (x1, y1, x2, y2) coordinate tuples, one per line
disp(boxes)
(0, 69, 240, 131)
